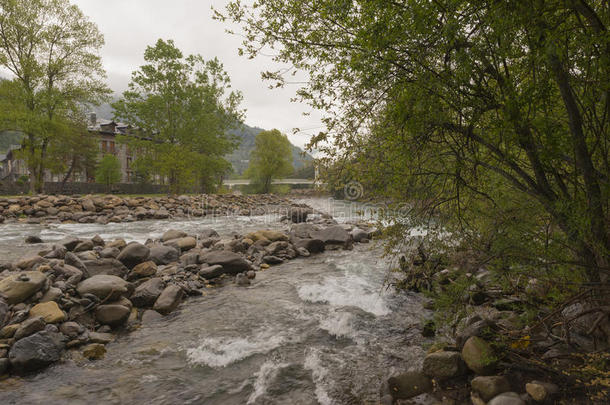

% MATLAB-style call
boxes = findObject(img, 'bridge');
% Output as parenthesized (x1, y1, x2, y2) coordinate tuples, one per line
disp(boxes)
(223, 178, 315, 186)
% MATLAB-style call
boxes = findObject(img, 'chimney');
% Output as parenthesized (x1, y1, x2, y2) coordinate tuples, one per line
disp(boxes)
(89, 112, 97, 127)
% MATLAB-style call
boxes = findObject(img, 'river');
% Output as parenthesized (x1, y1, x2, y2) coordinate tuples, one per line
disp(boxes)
(0, 198, 428, 405)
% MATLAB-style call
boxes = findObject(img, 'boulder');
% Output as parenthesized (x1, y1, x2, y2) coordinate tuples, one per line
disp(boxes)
(59, 321, 83, 339)
(199, 251, 250, 274)
(14, 317, 46, 340)
(81, 198, 96, 212)
(290, 223, 318, 239)
(0, 297, 8, 328)
(198, 265, 225, 279)
(292, 237, 325, 254)
(525, 381, 558, 402)
(200, 229, 219, 239)
(149, 245, 180, 265)
(15, 254, 46, 270)
(95, 303, 130, 326)
(387, 371, 433, 400)
(117, 242, 150, 269)
(29, 301, 66, 324)
(247, 230, 288, 242)
(487, 392, 525, 405)
(9, 330, 65, 373)
(153, 284, 184, 315)
(130, 261, 157, 279)
(25, 235, 43, 244)
(161, 229, 187, 242)
(76, 275, 130, 301)
(422, 351, 466, 380)
(99, 247, 120, 259)
(471, 376, 512, 402)
(91, 235, 105, 247)
(58, 236, 81, 251)
(131, 278, 165, 307)
(462, 336, 497, 375)
(82, 258, 129, 277)
(0, 271, 47, 304)
(73, 240, 94, 252)
(88, 331, 114, 344)
(351, 228, 369, 242)
(312, 225, 352, 249)
(64, 252, 89, 278)
(141, 309, 163, 324)
(82, 343, 106, 360)
(173, 236, 197, 251)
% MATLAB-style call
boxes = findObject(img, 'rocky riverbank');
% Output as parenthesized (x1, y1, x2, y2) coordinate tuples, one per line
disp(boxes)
(380, 249, 610, 404)
(0, 194, 309, 224)
(0, 211, 375, 377)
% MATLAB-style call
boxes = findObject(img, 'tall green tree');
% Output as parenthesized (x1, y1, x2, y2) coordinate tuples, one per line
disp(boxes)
(222, 1, 609, 283)
(113, 39, 244, 194)
(95, 154, 121, 188)
(0, 0, 110, 193)
(245, 129, 293, 193)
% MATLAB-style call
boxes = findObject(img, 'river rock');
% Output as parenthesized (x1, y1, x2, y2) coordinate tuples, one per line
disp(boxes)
(525, 381, 558, 402)
(100, 247, 120, 259)
(82, 343, 106, 360)
(88, 331, 114, 344)
(131, 278, 165, 307)
(95, 303, 130, 326)
(58, 236, 81, 251)
(25, 235, 43, 244)
(149, 245, 180, 265)
(198, 265, 224, 279)
(199, 251, 250, 274)
(82, 258, 128, 277)
(64, 252, 89, 278)
(1, 323, 19, 338)
(462, 336, 497, 375)
(15, 254, 47, 270)
(488, 392, 525, 405)
(387, 371, 433, 400)
(76, 275, 130, 301)
(130, 261, 157, 279)
(141, 309, 163, 324)
(200, 229, 219, 239)
(73, 240, 94, 252)
(0, 358, 8, 375)
(153, 284, 184, 315)
(0, 297, 8, 328)
(9, 330, 66, 373)
(422, 350, 466, 379)
(59, 321, 83, 338)
(0, 271, 47, 304)
(471, 376, 511, 402)
(91, 235, 105, 246)
(14, 317, 46, 340)
(173, 236, 197, 251)
(312, 225, 352, 249)
(117, 242, 150, 268)
(29, 301, 66, 324)
(292, 237, 325, 254)
(81, 198, 96, 212)
(107, 239, 127, 250)
(161, 229, 187, 242)
(351, 228, 369, 242)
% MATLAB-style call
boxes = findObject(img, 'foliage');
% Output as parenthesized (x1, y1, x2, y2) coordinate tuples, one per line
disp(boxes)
(244, 129, 293, 193)
(95, 154, 121, 187)
(0, 0, 110, 192)
(113, 39, 243, 194)
(221, 0, 610, 284)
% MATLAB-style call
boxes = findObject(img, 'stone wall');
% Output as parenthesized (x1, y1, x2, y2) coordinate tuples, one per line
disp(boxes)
(0, 181, 169, 196)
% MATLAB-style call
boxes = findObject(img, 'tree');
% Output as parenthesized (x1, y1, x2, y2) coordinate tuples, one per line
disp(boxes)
(113, 39, 244, 194)
(245, 129, 293, 193)
(0, 0, 110, 193)
(222, 1, 609, 283)
(95, 154, 121, 188)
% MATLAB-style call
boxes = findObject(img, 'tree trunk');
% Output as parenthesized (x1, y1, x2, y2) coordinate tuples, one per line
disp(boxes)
(60, 157, 77, 193)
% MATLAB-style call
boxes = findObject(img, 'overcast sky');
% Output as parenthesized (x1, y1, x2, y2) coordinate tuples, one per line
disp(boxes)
(68, 0, 323, 150)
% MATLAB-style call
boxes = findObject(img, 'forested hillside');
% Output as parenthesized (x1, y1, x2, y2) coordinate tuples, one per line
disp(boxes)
(0, 130, 23, 153)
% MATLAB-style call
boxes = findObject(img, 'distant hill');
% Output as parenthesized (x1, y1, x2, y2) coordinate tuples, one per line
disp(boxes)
(227, 124, 313, 176)
(91, 103, 312, 176)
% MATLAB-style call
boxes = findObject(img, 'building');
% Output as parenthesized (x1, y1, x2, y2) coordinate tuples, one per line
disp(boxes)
(0, 113, 137, 184)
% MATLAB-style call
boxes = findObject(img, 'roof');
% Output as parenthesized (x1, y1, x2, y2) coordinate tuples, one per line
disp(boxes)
(87, 118, 132, 135)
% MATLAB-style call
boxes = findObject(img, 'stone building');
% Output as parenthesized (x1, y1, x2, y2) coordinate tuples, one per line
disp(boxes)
(0, 113, 136, 184)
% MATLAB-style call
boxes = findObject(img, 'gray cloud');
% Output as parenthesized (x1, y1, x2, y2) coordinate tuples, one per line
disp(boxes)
(71, 0, 323, 150)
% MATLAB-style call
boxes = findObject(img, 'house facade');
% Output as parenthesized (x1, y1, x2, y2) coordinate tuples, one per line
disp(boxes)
(0, 113, 137, 184)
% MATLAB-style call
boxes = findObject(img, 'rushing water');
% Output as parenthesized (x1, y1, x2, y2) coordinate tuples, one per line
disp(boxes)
(0, 199, 429, 405)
